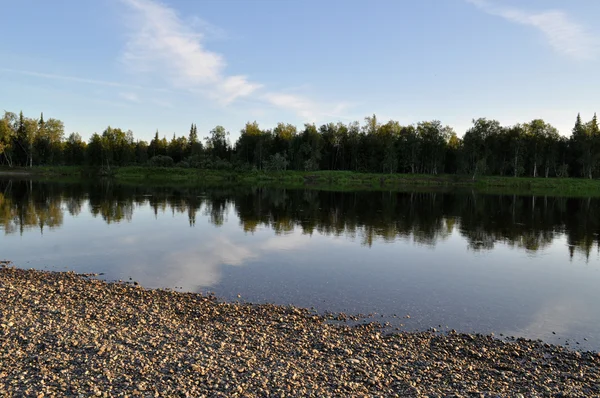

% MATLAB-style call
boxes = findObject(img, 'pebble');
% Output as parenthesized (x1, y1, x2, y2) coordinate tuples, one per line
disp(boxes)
(0, 267, 598, 397)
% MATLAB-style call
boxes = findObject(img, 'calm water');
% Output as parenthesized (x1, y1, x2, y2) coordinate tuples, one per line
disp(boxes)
(1, 179, 600, 351)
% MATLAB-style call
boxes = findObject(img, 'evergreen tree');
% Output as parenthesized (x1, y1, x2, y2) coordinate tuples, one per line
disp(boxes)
(588, 113, 600, 178)
(187, 123, 202, 157)
(571, 113, 592, 178)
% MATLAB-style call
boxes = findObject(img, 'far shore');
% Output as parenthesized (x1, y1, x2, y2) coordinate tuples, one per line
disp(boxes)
(1, 265, 599, 396)
(3, 166, 600, 196)
(0, 169, 33, 176)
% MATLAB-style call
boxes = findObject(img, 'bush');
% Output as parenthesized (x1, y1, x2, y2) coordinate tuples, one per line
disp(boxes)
(148, 155, 174, 167)
(213, 158, 233, 170)
(182, 155, 203, 168)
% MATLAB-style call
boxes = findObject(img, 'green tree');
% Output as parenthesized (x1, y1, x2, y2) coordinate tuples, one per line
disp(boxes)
(35, 116, 64, 165)
(44, 118, 65, 164)
(13, 111, 37, 167)
(87, 133, 104, 166)
(296, 123, 323, 171)
(541, 123, 561, 178)
(378, 120, 401, 173)
(570, 113, 591, 178)
(205, 125, 230, 161)
(506, 124, 525, 177)
(167, 133, 188, 164)
(63, 133, 86, 165)
(525, 119, 556, 178)
(588, 113, 600, 178)
(187, 123, 202, 157)
(399, 125, 420, 174)
(462, 118, 502, 178)
(148, 130, 167, 158)
(100, 127, 135, 168)
(135, 140, 149, 164)
(235, 121, 270, 169)
(264, 152, 289, 171)
(0, 112, 17, 167)
(417, 120, 448, 175)
(445, 130, 461, 174)
(272, 123, 297, 159)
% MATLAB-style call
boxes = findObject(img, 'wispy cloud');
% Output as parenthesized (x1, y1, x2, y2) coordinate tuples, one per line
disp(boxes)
(263, 93, 352, 122)
(467, 0, 598, 60)
(119, 0, 350, 121)
(150, 98, 174, 109)
(121, 0, 261, 104)
(263, 93, 322, 120)
(0, 68, 157, 91)
(188, 16, 230, 41)
(119, 92, 140, 102)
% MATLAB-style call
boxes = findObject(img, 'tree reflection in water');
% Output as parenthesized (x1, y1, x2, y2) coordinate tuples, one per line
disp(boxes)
(1, 179, 598, 260)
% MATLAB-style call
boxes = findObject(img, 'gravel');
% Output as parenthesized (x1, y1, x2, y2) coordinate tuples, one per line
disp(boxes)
(1, 266, 598, 397)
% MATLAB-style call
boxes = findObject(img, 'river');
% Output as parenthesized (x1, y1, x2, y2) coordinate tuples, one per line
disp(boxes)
(1, 178, 599, 351)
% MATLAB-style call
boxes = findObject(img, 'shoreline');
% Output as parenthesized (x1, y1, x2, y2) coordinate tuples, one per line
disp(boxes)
(1, 267, 598, 397)
(3, 166, 600, 196)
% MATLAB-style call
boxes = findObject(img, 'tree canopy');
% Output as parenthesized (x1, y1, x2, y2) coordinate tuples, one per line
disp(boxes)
(2, 110, 600, 179)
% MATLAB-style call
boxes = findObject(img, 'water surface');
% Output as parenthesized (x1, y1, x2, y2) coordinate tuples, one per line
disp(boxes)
(1, 179, 599, 351)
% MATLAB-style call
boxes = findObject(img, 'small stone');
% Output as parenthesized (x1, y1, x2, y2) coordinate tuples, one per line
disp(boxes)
(0, 267, 597, 397)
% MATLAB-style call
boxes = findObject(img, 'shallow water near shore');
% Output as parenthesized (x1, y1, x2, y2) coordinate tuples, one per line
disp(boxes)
(1, 178, 600, 351)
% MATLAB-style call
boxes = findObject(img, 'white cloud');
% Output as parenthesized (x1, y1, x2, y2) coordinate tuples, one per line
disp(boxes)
(258, 234, 313, 252)
(163, 236, 257, 289)
(263, 93, 320, 120)
(263, 92, 352, 123)
(501, 294, 592, 346)
(119, 92, 140, 102)
(221, 76, 263, 104)
(188, 16, 229, 41)
(467, 0, 598, 60)
(258, 233, 350, 252)
(121, 0, 261, 104)
(120, 0, 350, 119)
(4, 0, 351, 122)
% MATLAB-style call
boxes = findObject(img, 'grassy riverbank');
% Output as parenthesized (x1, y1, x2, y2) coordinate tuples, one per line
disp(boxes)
(5, 166, 600, 196)
(1, 266, 598, 397)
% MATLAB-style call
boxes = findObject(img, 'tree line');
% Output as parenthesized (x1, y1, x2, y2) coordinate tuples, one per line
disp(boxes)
(2, 180, 599, 259)
(1, 110, 599, 178)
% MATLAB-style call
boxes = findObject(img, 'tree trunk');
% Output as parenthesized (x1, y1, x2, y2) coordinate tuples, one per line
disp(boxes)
(533, 161, 537, 178)
(3, 152, 12, 167)
(512, 194, 516, 223)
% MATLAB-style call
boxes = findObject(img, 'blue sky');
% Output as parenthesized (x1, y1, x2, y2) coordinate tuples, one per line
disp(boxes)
(1, 0, 599, 142)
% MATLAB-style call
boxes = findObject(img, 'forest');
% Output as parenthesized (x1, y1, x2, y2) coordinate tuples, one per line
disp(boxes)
(1, 110, 599, 179)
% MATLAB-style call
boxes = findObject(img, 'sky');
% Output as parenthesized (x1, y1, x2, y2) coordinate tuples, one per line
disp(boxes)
(1, 0, 599, 142)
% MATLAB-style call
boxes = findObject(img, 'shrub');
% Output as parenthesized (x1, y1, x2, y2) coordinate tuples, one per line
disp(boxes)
(148, 155, 174, 167)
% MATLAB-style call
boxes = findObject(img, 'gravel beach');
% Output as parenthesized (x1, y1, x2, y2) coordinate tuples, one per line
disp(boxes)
(1, 266, 598, 397)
